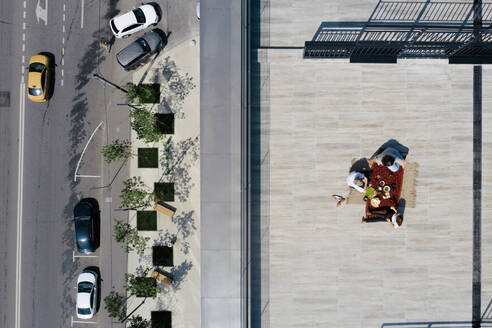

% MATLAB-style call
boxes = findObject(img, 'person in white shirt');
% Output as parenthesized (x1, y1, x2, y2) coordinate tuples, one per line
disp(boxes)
(346, 171, 368, 193)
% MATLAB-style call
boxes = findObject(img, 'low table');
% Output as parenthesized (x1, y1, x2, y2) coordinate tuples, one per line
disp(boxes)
(365, 163, 404, 219)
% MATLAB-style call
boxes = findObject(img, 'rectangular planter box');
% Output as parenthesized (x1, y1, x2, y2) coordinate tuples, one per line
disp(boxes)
(138, 148, 159, 168)
(136, 211, 157, 230)
(152, 245, 173, 266)
(155, 113, 174, 134)
(135, 277, 157, 297)
(137, 83, 160, 103)
(154, 182, 174, 202)
(151, 311, 172, 328)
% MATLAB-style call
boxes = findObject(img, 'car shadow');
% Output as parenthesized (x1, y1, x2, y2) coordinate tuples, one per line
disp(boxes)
(39, 52, 56, 100)
(83, 266, 101, 312)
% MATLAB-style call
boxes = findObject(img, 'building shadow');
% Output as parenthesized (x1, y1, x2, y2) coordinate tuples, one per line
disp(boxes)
(251, 0, 271, 327)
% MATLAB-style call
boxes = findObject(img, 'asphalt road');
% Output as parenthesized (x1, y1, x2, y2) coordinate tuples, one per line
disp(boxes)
(0, 0, 119, 327)
(0, 0, 200, 327)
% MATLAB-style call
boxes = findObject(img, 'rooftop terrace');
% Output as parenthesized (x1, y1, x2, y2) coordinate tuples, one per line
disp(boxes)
(251, 0, 492, 327)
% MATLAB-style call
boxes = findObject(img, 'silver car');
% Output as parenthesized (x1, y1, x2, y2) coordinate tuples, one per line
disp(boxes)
(116, 29, 167, 71)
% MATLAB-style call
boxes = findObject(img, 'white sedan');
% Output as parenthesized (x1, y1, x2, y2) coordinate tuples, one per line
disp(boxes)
(76, 269, 98, 319)
(110, 4, 160, 38)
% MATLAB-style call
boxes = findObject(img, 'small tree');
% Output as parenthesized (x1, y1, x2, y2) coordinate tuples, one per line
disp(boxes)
(125, 83, 157, 104)
(114, 220, 150, 254)
(125, 271, 159, 298)
(103, 290, 126, 321)
(127, 315, 151, 328)
(102, 139, 132, 163)
(120, 176, 151, 209)
(129, 107, 163, 143)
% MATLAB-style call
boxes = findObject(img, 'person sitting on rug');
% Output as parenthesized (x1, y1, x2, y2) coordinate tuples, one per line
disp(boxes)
(362, 206, 403, 229)
(347, 157, 376, 193)
(388, 212, 404, 229)
(346, 171, 368, 193)
(374, 147, 407, 172)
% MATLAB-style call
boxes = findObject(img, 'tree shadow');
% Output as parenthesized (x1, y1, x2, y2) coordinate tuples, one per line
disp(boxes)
(171, 210, 196, 239)
(75, 29, 106, 90)
(169, 260, 193, 291)
(159, 136, 199, 203)
(157, 56, 196, 115)
(104, 0, 121, 19)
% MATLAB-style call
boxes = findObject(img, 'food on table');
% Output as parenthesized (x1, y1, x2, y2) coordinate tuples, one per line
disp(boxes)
(365, 187, 377, 199)
(370, 197, 381, 207)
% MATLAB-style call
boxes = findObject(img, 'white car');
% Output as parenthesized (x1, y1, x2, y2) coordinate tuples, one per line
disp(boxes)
(76, 269, 98, 319)
(109, 4, 160, 38)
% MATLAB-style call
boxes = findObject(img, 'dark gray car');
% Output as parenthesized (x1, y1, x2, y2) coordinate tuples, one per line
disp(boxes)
(74, 198, 99, 254)
(116, 29, 167, 70)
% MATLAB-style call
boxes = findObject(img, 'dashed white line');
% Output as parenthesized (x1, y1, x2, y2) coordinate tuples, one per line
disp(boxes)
(22, 34, 25, 41)
(23, 11, 26, 19)
(63, 3, 65, 11)
(61, 58, 64, 66)
(62, 13, 65, 22)
(62, 37, 65, 45)
(61, 69, 64, 77)
(21, 44, 25, 52)
(62, 25, 65, 33)
(61, 79, 64, 87)
(62, 48, 64, 55)
(21, 55, 25, 63)
(22, 22, 25, 30)
(81, 0, 84, 28)
(23, 1, 26, 8)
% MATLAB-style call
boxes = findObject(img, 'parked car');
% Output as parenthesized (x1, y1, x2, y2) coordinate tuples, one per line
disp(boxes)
(116, 29, 167, 71)
(76, 268, 98, 319)
(27, 54, 52, 102)
(73, 198, 98, 254)
(109, 4, 160, 38)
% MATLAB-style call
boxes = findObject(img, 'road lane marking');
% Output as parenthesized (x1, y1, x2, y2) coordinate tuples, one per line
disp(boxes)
(22, 34, 25, 41)
(15, 83, 26, 328)
(22, 22, 25, 30)
(62, 48, 64, 55)
(61, 68, 64, 76)
(72, 251, 99, 262)
(63, 13, 65, 22)
(62, 37, 65, 44)
(81, 0, 84, 28)
(22, 44, 25, 52)
(23, 11, 26, 19)
(71, 316, 97, 327)
(23, 1, 26, 9)
(74, 121, 103, 181)
(35, 0, 48, 25)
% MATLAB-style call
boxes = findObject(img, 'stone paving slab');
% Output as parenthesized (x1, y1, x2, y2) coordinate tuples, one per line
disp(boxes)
(256, 0, 492, 327)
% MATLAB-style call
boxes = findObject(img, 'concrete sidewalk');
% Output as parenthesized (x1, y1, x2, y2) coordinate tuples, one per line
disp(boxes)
(126, 34, 200, 328)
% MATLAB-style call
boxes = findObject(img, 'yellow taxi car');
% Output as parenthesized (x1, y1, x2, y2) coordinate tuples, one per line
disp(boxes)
(27, 54, 52, 102)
